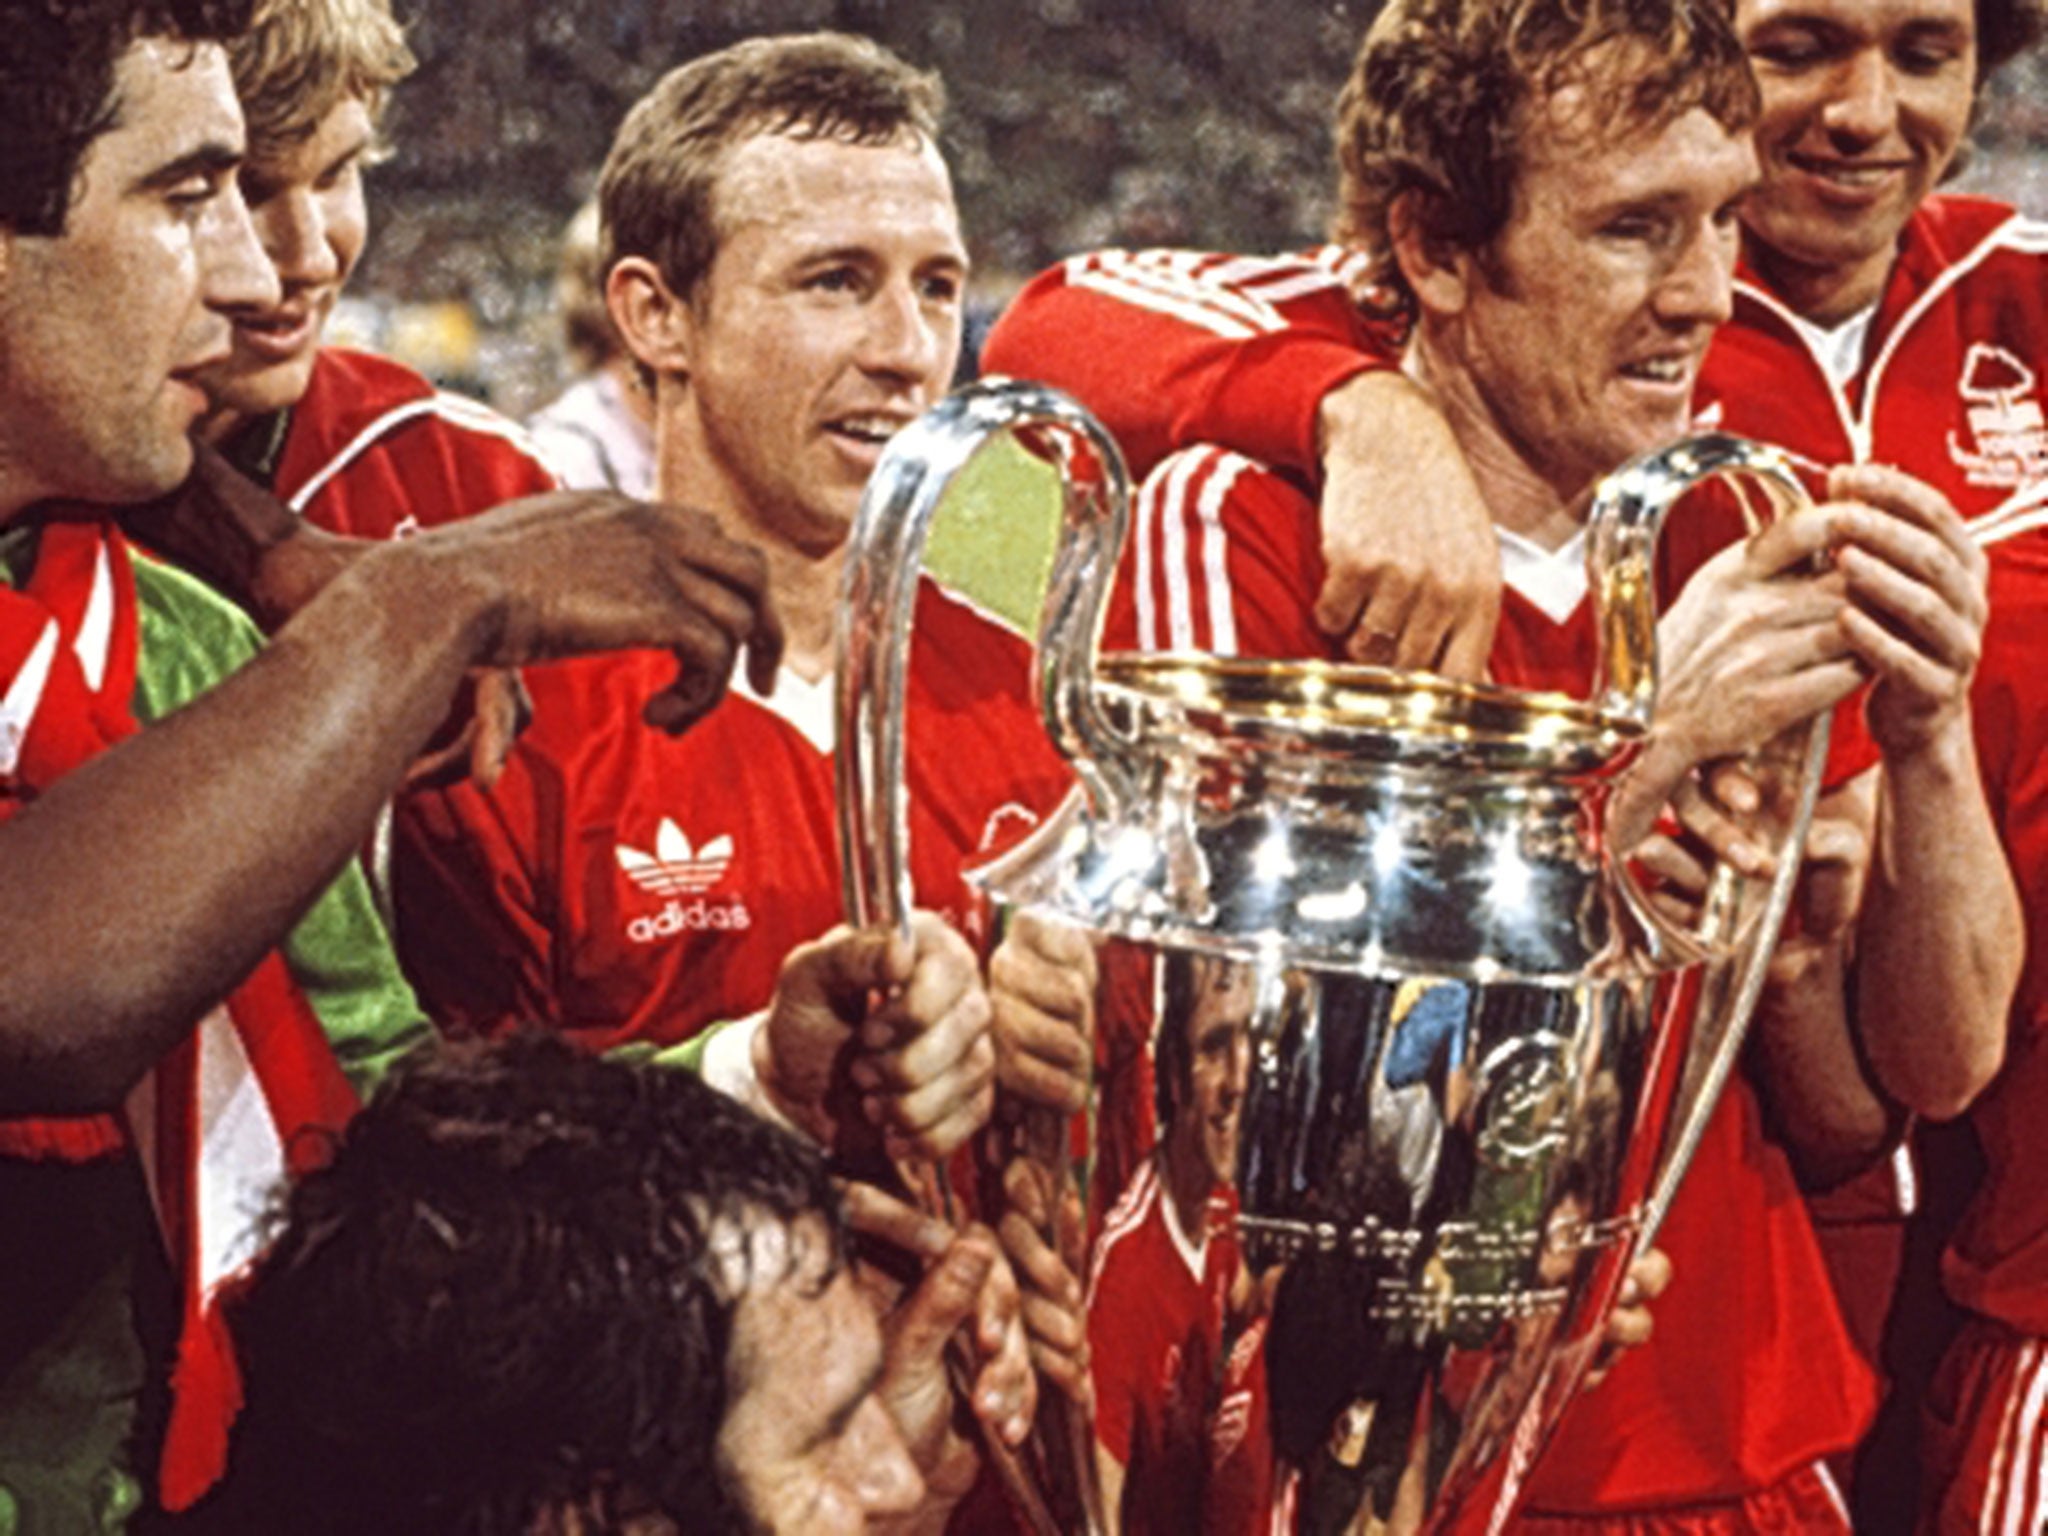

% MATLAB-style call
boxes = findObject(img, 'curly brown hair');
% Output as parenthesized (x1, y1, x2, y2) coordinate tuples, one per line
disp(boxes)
(1333, 0, 1758, 321)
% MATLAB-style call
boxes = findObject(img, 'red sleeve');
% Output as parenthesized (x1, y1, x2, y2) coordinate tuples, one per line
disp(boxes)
(1102, 445, 1336, 662)
(982, 249, 1399, 484)
(391, 411, 559, 519)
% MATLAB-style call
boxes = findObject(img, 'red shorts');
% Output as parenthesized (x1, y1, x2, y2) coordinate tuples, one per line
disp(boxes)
(1510, 1462, 1851, 1535)
(1922, 1318, 2048, 1535)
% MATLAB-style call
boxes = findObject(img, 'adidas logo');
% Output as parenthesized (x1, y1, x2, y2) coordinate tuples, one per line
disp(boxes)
(627, 897, 753, 944)
(616, 819, 734, 897)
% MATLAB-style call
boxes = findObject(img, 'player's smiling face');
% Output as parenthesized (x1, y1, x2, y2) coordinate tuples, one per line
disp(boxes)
(1183, 961, 1254, 1187)
(1737, 0, 1976, 322)
(1443, 90, 1755, 506)
(671, 129, 966, 557)
(198, 92, 373, 433)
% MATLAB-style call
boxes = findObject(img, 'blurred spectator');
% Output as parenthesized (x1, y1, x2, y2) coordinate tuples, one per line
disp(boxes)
(524, 198, 656, 495)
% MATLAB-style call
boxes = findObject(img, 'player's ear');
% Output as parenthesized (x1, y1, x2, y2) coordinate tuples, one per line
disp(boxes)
(608, 255, 693, 379)
(1388, 190, 1469, 318)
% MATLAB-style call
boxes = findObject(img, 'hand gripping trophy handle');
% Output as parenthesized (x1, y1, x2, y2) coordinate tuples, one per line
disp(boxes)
(837, 380, 1128, 1536)
(1578, 433, 1835, 1244)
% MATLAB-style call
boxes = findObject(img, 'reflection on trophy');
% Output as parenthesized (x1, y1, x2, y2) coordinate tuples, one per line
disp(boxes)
(838, 380, 1828, 1534)
(1087, 953, 1268, 1536)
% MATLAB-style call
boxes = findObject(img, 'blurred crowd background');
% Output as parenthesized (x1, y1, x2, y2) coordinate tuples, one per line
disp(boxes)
(335, 0, 2048, 419)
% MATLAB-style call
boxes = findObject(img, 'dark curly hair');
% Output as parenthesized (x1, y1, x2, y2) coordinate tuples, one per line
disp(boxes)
(190, 1035, 846, 1535)
(1979, 0, 2048, 78)
(1333, 0, 1757, 322)
(0, 0, 253, 235)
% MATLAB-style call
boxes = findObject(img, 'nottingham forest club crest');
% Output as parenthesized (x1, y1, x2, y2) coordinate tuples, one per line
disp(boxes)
(616, 817, 752, 944)
(1950, 342, 2048, 490)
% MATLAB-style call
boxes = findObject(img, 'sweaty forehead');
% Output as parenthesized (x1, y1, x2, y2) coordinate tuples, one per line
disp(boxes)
(1737, 0, 1975, 35)
(709, 128, 962, 253)
(97, 38, 244, 180)
(1516, 95, 1758, 210)
(723, 1244, 881, 1443)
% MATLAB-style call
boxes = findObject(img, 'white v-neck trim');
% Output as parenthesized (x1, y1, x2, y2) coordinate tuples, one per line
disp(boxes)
(732, 666, 837, 754)
(1157, 1166, 1211, 1285)
(1495, 524, 1588, 624)
(1785, 304, 1877, 392)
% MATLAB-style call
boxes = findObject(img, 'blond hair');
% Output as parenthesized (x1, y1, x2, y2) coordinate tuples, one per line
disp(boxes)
(230, 0, 414, 160)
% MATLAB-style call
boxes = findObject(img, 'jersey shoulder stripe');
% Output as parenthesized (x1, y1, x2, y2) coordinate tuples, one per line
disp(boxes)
(287, 393, 555, 515)
(1990, 215, 2048, 256)
(1138, 445, 1262, 653)
(1087, 1158, 1162, 1308)
(1063, 249, 1296, 339)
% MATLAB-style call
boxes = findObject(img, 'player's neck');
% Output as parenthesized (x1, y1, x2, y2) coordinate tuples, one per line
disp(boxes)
(1161, 1126, 1215, 1241)
(608, 356, 656, 430)
(689, 506, 842, 683)
(198, 404, 249, 447)
(756, 538, 843, 683)
(1746, 239, 1892, 329)
(657, 450, 845, 685)
(1405, 341, 1582, 551)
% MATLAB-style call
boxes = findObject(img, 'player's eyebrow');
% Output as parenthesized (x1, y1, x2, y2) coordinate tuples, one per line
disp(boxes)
(133, 141, 243, 194)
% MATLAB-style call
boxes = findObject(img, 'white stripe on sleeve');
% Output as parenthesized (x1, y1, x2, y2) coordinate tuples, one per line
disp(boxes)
(1195, 453, 1250, 656)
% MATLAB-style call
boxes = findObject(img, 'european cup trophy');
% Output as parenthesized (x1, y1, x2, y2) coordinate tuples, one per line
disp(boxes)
(838, 380, 1829, 1534)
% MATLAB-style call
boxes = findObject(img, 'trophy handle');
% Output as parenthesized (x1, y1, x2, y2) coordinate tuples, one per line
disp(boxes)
(1583, 433, 1808, 731)
(837, 378, 1137, 931)
(1577, 434, 1834, 1245)
(1580, 433, 1828, 960)
(835, 379, 1128, 1536)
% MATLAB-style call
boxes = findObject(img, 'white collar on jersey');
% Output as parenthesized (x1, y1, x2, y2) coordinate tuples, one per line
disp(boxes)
(730, 665, 837, 754)
(1784, 302, 1879, 392)
(1155, 1161, 1212, 1285)
(1495, 524, 1589, 624)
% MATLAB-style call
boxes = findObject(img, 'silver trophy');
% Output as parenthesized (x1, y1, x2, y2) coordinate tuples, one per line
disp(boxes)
(838, 380, 1828, 1534)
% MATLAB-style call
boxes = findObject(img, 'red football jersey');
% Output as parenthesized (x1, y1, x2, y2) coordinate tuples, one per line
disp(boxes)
(1088, 1156, 1254, 1536)
(1100, 442, 1879, 1511)
(1700, 199, 2048, 1352)
(270, 346, 556, 537)
(1703, 198, 2048, 531)
(1941, 532, 2048, 1334)
(393, 580, 1073, 1050)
